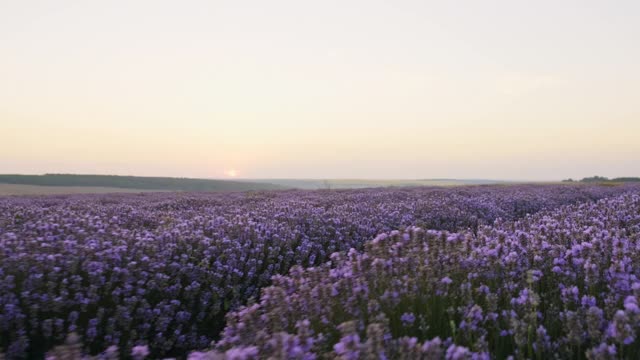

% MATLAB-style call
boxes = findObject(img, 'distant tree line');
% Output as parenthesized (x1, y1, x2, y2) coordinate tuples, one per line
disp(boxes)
(562, 176, 640, 183)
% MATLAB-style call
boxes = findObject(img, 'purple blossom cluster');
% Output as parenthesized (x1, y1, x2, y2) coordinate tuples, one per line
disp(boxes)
(0, 184, 636, 358)
(211, 193, 640, 359)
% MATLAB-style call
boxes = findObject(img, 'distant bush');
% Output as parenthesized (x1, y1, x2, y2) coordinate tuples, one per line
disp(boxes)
(580, 176, 610, 183)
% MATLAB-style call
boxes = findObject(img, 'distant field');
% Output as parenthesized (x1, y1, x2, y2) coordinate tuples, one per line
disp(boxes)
(247, 178, 511, 189)
(0, 184, 164, 196)
(0, 174, 286, 192)
(0, 174, 513, 193)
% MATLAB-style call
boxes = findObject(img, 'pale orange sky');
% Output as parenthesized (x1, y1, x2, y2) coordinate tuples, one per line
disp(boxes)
(1, 0, 639, 180)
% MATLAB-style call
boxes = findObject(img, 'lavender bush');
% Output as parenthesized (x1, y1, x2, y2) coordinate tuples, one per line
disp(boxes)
(212, 193, 640, 359)
(0, 184, 636, 358)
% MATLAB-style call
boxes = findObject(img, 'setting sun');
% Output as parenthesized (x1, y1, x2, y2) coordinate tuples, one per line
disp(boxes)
(224, 169, 238, 178)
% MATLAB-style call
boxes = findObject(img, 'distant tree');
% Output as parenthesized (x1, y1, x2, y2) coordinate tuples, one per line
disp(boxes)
(580, 176, 610, 183)
(562, 178, 574, 182)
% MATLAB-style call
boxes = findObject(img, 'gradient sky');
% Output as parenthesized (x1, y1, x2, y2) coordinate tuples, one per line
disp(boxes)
(1, 0, 639, 180)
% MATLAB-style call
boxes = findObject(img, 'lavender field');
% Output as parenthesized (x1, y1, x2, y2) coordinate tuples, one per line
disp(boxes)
(1, 184, 640, 359)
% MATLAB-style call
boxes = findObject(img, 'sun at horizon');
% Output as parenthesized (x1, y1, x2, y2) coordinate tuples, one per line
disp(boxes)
(224, 169, 238, 178)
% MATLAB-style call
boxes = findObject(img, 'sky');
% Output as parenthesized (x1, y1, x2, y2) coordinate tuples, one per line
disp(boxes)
(1, 0, 639, 180)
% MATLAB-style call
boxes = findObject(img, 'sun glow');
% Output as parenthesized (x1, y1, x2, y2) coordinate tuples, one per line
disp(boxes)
(224, 169, 238, 178)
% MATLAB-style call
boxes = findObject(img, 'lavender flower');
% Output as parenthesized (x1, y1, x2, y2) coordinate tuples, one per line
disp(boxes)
(1, 184, 638, 357)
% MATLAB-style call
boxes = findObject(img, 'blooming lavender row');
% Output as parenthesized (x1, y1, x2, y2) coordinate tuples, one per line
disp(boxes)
(0, 185, 635, 358)
(209, 193, 640, 359)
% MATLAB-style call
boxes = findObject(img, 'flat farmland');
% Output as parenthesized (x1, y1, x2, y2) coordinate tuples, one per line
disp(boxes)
(0, 184, 163, 196)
